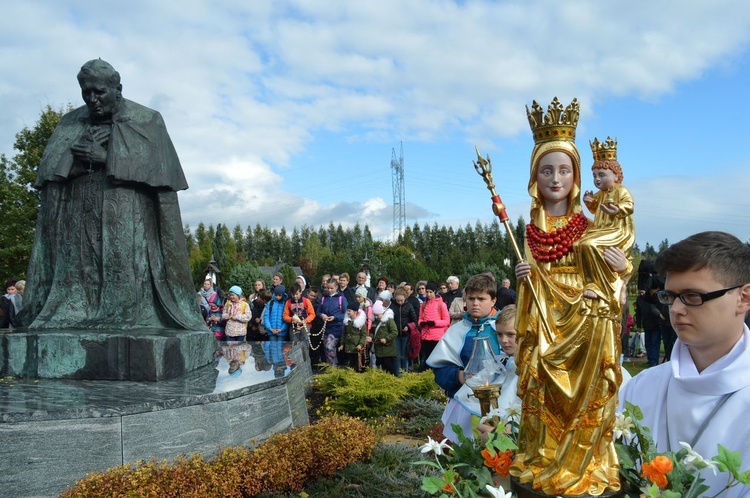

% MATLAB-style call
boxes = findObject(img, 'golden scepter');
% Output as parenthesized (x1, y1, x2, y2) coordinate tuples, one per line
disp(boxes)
(473, 147, 554, 346)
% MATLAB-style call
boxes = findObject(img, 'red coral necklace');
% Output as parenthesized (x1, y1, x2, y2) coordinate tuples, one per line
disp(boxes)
(526, 212, 588, 262)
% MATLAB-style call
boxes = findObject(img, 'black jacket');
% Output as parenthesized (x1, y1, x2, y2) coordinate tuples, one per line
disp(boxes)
(635, 293, 663, 331)
(390, 300, 418, 337)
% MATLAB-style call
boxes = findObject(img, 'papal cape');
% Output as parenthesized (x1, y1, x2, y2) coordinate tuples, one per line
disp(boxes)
(20, 99, 205, 330)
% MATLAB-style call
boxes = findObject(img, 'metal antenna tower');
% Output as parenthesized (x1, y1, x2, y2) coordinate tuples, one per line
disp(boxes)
(391, 142, 406, 240)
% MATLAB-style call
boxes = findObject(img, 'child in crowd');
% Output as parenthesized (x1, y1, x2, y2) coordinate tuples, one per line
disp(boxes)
(371, 300, 398, 376)
(264, 285, 289, 342)
(427, 274, 502, 441)
(339, 300, 367, 371)
(206, 293, 226, 340)
(222, 285, 252, 342)
(283, 282, 316, 343)
(248, 289, 271, 341)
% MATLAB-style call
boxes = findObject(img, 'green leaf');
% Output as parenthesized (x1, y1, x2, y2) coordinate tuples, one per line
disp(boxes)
(414, 460, 442, 469)
(626, 401, 644, 420)
(645, 483, 661, 497)
(662, 490, 682, 498)
(715, 445, 742, 476)
(421, 475, 446, 494)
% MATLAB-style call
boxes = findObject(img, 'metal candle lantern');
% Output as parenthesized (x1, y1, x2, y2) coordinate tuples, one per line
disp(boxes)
(464, 336, 503, 417)
(471, 383, 501, 417)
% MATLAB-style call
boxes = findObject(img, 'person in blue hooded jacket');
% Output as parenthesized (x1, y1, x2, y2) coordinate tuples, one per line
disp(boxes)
(264, 285, 289, 342)
(427, 274, 503, 441)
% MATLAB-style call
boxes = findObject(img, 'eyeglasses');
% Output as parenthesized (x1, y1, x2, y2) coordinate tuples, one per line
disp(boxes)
(655, 285, 743, 306)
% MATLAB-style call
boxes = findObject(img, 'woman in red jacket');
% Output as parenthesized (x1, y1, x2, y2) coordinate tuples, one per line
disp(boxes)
(418, 281, 450, 371)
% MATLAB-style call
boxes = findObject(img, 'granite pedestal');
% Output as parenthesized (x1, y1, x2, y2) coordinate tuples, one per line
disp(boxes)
(0, 328, 216, 381)
(0, 340, 312, 498)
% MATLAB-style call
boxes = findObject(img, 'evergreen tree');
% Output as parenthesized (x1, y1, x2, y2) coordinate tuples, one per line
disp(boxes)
(212, 223, 231, 275)
(232, 224, 245, 263)
(657, 238, 670, 254)
(244, 225, 255, 263)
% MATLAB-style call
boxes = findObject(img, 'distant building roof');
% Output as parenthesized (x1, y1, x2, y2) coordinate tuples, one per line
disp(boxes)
(257, 264, 304, 277)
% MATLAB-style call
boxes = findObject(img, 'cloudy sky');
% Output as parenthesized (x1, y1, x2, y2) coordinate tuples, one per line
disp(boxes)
(3, 1, 750, 248)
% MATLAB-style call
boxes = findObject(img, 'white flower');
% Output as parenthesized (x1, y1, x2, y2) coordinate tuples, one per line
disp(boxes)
(420, 436, 450, 456)
(485, 483, 513, 498)
(501, 400, 522, 423)
(613, 412, 635, 443)
(480, 406, 504, 425)
(679, 441, 718, 475)
(480, 400, 523, 425)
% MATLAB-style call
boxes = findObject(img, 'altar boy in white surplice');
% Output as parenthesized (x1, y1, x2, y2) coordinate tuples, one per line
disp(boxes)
(619, 231, 750, 498)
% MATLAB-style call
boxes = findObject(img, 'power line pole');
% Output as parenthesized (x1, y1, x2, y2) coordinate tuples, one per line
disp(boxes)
(391, 142, 406, 240)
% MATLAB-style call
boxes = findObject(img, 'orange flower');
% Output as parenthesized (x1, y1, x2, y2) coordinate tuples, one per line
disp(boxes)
(482, 448, 503, 469)
(651, 455, 673, 474)
(641, 455, 673, 488)
(483, 449, 514, 477)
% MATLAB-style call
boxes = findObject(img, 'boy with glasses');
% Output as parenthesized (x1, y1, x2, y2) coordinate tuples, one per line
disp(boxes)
(619, 231, 750, 498)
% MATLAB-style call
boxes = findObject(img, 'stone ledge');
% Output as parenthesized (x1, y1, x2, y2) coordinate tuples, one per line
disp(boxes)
(0, 328, 216, 381)
(0, 349, 311, 498)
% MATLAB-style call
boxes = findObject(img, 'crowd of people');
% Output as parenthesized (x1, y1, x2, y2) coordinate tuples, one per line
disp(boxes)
(199, 270, 517, 377)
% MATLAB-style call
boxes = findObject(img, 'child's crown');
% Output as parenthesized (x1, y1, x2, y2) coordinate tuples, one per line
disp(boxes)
(590, 136, 618, 161)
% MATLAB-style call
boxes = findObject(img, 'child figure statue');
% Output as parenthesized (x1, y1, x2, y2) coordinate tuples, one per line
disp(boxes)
(579, 136, 635, 301)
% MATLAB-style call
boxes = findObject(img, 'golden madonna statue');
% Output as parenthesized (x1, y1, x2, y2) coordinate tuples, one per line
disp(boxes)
(510, 98, 633, 496)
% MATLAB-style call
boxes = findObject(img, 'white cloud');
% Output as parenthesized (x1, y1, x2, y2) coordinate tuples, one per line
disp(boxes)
(2, 1, 750, 244)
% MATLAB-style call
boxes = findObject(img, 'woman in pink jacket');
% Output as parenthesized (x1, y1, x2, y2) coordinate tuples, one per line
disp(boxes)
(418, 281, 450, 371)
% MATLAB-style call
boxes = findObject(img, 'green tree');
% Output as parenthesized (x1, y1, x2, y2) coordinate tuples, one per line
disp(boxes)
(463, 261, 505, 284)
(657, 238, 670, 255)
(0, 105, 67, 278)
(298, 232, 331, 278)
(277, 264, 298, 290)
(227, 262, 271, 297)
(375, 244, 437, 284)
(232, 224, 246, 264)
(212, 223, 237, 279)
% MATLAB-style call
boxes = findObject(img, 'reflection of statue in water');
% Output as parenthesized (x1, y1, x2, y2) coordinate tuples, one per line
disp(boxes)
(20, 59, 205, 330)
(510, 98, 631, 496)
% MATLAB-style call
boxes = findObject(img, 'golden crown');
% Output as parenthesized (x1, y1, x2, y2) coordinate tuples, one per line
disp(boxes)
(590, 136, 618, 161)
(526, 97, 580, 145)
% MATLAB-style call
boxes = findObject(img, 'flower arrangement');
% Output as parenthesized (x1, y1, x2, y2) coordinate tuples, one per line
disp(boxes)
(616, 401, 750, 497)
(416, 401, 520, 498)
(417, 398, 749, 498)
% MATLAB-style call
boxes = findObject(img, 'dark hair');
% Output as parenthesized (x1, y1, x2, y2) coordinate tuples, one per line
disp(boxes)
(464, 274, 497, 300)
(289, 282, 302, 295)
(258, 289, 272, 302)
(309, 285, 319, 294)
(655, 231, 750, 286)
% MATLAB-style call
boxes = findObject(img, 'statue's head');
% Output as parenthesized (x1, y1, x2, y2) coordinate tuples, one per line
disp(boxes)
(77, 59, 122, 122)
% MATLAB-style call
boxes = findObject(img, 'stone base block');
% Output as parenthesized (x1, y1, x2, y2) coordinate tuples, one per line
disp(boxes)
(0, 328, 216, 381)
